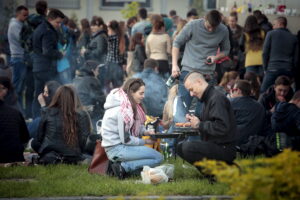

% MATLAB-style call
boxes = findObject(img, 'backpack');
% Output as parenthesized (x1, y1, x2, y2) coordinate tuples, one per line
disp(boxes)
(20, 14, 45, 53)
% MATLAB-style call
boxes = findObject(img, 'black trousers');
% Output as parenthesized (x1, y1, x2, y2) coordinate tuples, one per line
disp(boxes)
(176, 140, 236, 165)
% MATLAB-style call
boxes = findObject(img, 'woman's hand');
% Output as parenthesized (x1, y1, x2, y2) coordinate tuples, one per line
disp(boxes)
(144, 130, 155, 136)
(145, 138, 156, 144)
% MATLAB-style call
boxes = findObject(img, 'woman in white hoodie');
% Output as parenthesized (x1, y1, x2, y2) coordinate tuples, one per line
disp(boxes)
(101, 78, 163, 179)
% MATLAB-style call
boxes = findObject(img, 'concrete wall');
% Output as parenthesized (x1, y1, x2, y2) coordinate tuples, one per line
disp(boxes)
(20, 0, 190, 24)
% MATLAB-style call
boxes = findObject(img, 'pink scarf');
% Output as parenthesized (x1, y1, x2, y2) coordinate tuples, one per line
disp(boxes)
(119, 89, 146, 137)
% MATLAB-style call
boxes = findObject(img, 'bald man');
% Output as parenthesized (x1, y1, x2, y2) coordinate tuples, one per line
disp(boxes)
(177, 72, 236, 166)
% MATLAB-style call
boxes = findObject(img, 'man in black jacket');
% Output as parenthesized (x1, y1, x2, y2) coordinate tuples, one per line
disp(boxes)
(177, 72, 236, 166)
(32, 9, 64, 117)
(260, 16, 298, 93)
(230, 80, 265, 146)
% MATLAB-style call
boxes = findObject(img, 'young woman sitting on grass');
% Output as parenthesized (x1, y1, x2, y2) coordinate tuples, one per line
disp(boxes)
(101, 78, 163, 179)
(31, 85, 92, 164)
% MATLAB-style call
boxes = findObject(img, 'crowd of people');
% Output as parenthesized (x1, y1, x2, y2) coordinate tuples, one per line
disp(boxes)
(0, 0, 300, 180)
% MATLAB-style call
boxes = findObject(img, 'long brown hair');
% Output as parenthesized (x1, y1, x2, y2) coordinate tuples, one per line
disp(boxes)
(48, 85, 78, 147)
(244, 15, 264, 51)
(109, 20, 125, 55)
(128, 32, 143, 51)
(151, 14, 164, 33)
(122, 78, 145, 119)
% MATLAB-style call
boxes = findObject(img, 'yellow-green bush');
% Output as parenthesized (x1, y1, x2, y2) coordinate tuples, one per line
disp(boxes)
(195, 149, 300, 200)
(121, 2, 140, 19)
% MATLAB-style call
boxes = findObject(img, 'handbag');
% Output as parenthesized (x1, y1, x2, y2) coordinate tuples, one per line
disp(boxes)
(88, 140, 109, 175)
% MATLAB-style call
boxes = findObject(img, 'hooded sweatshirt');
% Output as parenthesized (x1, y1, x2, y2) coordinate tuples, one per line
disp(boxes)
(101, 89, 146, 148)
(271, 102, 300, 137)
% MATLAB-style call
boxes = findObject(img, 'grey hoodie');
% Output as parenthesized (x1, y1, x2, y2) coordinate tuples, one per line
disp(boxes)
(8, 18, 24, 58)
(101, 89, 146, 148)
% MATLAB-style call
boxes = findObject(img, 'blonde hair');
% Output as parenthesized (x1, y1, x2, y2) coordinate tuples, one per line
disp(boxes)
(219, 71, 239, 88)
(163, 84, 179, 122)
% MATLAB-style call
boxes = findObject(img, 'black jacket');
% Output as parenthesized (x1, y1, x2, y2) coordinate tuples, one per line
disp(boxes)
(84, 30, 107, 64)
(32, 108, 91, 159)
(230, 96, 265, 145)
(0, 100, 29, 163)
(263, 28, 298, 72)
(32, 20, 63, 72)
(198, 85, 236, 145)
(259, 86, 294, 111)
(272, 102, 300, 137)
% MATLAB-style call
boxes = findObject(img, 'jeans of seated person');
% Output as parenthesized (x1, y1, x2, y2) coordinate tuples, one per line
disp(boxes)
(260, 69, 293, 93)
(27, 117, 41, 139)
(105, 144, 163, 173)
(10, 57, 28, 111)
(58, 68, 72, 84)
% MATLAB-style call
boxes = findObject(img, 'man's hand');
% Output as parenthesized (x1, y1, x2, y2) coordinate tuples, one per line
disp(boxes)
(206, 55, 217, 65)
(38, 93, 46, 107)
(171, 64, 181, 78)
(186, 114, 200, 128)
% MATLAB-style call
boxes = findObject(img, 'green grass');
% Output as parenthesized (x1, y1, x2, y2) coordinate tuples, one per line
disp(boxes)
(0, 158, 228, 198)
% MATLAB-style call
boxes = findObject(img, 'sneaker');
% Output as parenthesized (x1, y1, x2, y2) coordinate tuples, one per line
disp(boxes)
(111, 162, 126, 179)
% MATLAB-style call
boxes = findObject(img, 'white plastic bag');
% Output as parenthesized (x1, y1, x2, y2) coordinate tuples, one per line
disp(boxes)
(154, 164, 174, 179)
(140, 164, 174, 184)
(141, 166, 169, 184)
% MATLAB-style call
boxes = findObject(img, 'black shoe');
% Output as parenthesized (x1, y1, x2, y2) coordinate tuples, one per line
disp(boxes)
(111, 162, 126, 179)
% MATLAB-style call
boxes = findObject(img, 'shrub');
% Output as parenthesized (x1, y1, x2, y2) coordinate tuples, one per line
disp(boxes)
(121, 1, 140, 19)
(195, 149, 300, 200)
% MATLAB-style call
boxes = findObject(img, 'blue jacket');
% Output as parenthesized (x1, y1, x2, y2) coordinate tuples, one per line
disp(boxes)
(133, 68, 168, 117)
(32, 21, 63, 72)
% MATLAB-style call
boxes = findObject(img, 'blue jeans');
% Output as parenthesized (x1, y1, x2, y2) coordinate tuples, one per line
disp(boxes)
(260, 70, 293, 93)
(105, 144, 163, 173)
(245, 65, 264, 77)
(10, 57, 27, 107)
(27, 117, 41, 139)
(58, 68, 72, 84)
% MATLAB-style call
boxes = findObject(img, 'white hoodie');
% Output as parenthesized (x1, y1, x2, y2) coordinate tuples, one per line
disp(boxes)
(101, 89, 146, 148)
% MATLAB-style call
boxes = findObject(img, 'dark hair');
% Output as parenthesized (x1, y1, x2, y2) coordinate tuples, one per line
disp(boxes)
(292, 90, 300, 101)
(144, 58, 158, 69)
(47, 8, 65, 20)
(138, 8, 148, 19)
(0, 76, 11, 90)
(229, 11, 238, 21)
(122, 78, 145, 119)
(49, 85, 79, 147)
(244, 71, 260, 99)
(275, 75, 291, 86)
(109, 20, 125, 55)
(187, 8, 198, 18)
(127, 16, 137, 27)
(235, 80, 251, 96)
(44, 81, 61, 106)
(91, 16, 105, 27)
(129, 32, 143, 51)
(35, 0, 47, 15)
(205, 10, 222, 28)
(244, 15, 264, 51)
(276, 16, 287, 27)
(169, 10, 177, 17)
(15, 5, 28, 13)
(253, 10, 262, 19)
(81, 60, 100, 75)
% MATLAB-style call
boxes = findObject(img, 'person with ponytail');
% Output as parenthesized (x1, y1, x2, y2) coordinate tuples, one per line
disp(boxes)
(101, 78, 163, 179)
(31, 85, 92, 164)
(106, 20, 126, 89)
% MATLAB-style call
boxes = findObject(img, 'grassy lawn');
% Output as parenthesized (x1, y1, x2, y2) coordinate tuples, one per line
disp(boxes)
(0, 158, 228, 198)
